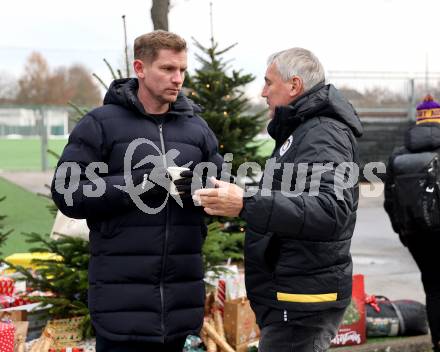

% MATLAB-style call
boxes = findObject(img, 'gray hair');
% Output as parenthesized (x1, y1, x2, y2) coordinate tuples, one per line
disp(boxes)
(267, 48, 325, 92)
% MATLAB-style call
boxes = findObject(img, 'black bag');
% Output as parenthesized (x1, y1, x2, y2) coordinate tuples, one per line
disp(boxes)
(366, 295, 428, 337)
(391, 151, 440, 234)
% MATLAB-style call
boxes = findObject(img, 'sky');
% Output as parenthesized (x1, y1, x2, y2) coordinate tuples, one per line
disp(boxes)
(2, 0, 440, 101)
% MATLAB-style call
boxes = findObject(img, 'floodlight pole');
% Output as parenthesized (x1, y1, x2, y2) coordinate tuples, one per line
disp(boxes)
(122, 15, 130, 78)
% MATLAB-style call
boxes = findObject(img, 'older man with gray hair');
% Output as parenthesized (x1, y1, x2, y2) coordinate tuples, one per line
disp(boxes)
(195, 47, 362, 351)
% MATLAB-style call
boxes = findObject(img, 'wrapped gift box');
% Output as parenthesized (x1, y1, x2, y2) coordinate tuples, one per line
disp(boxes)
(223, 297, 259, 348)
(331, 274, 366, 347)
(0, 295, 15, 309)
(0, 278, 14, 296)
(46, 316, 84, 348)
(0, 294, 31, 309)
(0, 320, 15, 352)
(2, 303, 50, 341)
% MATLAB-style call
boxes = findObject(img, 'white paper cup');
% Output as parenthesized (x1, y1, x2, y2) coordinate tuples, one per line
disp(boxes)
(167, 166, 190, 195)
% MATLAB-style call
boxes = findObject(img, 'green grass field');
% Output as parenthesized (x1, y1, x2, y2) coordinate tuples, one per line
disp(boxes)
(0, 137, 275, 171)
(0, 138, 68, 171)
(0, 177, 53, 257)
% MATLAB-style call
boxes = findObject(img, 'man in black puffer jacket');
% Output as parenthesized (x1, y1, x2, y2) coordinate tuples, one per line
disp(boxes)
(195, 47, 362, 352)
(384, 95, 440, 352)
(51, 31, 222, 352)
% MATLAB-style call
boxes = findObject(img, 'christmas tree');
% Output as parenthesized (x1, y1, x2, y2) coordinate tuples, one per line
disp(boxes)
(185, 38, 268, 270)
(185, 38, 267, 177)
(4, 233, 92, 338)
(202, 222, 244, 275)
(0, 196, 12, 257)
(184, 38, 268, 270)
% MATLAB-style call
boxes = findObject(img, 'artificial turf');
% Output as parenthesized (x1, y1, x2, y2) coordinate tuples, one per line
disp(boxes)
(0, 177, 53, 257)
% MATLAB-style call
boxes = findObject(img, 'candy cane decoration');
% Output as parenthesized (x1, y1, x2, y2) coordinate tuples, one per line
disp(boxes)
(216, 279, 226, 316)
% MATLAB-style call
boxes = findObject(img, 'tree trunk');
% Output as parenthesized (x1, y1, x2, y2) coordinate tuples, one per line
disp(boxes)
(151, 0, 169, 31)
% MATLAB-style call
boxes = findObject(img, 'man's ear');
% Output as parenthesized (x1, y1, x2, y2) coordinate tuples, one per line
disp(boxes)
(289, 76, 304, 97)
(133, 59, 145, 78)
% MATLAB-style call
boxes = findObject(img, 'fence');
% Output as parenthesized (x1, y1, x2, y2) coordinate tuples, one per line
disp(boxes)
(326, 72, 440, 170)
(0, 107, 68, 138)
(0, 106, 69, 171)
(328, 71, 440, 118)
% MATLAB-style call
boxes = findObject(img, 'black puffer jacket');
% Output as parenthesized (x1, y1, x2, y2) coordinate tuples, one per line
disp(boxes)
(240, 83, 363, 327)
(384, 122, 440, 240)
(51, 78, 222, 342)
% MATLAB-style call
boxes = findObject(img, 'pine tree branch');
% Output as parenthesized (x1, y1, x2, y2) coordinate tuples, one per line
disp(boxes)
(103, 58, 117, 80)
(67, 101, 89, 117)
(47, 148, 61, 160)
(92, 73, 109, 91)
(216, 43, 238, 56)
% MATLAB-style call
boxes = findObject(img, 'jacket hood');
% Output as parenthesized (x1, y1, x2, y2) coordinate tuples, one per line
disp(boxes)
(268, 83, 363, 143)
(404, 123, 440, 152)
(103, 78, 201, 117)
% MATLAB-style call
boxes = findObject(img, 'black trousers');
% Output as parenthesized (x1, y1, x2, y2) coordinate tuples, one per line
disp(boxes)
(95, 334, 186, 352)
(406, 235, 440, 352)
(258, 307, 346, 352)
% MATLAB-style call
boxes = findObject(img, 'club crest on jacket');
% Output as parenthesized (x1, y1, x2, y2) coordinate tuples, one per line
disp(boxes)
(280, 135, 293, 156)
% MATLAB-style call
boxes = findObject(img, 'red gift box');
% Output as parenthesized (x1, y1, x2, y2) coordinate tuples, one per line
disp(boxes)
(12, 292, 31, 307)
(0, 321, 15, 352)
(331, 274, 366, 347)
(0, 295, 15, 309)
(0, 293, 31, 309)
(0, 279, 14, 296)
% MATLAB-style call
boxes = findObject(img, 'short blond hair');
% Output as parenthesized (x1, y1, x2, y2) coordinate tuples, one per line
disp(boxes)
(134, 30, 187, 63)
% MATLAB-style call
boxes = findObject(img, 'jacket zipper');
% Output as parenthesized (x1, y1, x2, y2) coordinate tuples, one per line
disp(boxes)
(158, 123, 169, 341)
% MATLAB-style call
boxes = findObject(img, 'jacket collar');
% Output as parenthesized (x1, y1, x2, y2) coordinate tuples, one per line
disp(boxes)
(104, 78, 201, 119)
(267, 82, 362, 146)
(268, 82, 325, 145)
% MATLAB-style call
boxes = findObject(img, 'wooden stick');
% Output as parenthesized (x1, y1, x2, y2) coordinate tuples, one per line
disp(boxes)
(213, 309, 226, 340)
(200, 331, 209, 348)
(206, 336, 218, 352)
(202, 320, 235, 352)
(201, 324, 217, 352)
(15, 334, 25, 352)
(205, 292, 215, 316)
